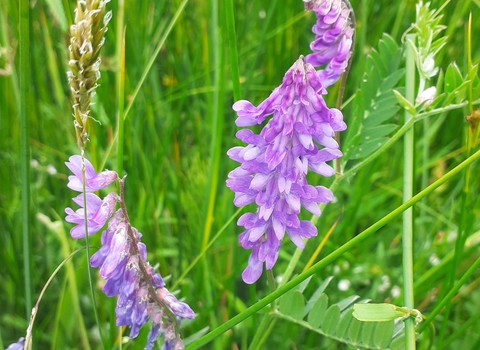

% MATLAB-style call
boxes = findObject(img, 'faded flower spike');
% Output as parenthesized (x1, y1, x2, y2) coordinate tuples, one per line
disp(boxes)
(68, 0, 112, 149)
(227, 57, 346, 284)
(65, 157, 194, 348)
(304, 0, 355, 88)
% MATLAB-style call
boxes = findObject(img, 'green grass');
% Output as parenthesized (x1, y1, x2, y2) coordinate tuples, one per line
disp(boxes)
(1, 0, 480, 349)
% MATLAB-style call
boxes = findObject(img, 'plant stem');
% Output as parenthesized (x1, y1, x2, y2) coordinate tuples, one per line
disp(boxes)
(81, 153, 105, 350)
(185, 148, 480, 350)
(118, 178, 179, 333)
(19, 0, 32, 321)
(403, 33, 416, 350)
(116, 0, 125, 175)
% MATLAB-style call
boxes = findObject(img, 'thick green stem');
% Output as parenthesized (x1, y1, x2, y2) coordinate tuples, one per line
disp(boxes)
(185, 149, 480, 350)
(403, 33, 417, 350)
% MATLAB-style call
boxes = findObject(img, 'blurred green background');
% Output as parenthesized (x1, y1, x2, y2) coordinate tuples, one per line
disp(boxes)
(1, 0, 480, 349)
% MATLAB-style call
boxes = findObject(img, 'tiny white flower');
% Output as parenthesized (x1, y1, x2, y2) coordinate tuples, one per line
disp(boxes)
(416, 86, 436, 107)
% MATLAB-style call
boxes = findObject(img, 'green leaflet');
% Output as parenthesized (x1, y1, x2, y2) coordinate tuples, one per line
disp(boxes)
(275, 277, 407, 349)
(344, 34, 404, 161)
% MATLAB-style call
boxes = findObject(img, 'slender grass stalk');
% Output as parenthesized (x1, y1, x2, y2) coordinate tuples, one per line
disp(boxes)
(24, 248, 86, 350)
(224, 0, 241, 101)
(102, 0, 189, 170)
(116, 0, 125, 175)
(186, 149, 480, 350)
(81, 155, 105, 350)
(402, 33, 416, 350)
(123, 0, 188, 121)
(19, 0, 32, 321)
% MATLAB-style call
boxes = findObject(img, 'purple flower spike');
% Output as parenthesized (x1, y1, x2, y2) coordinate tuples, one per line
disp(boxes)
(227, 57, 346, 283)
(65, 192, 119, 239)
(65, 156, 194, 348)
(66, 155, 118, 192)
(304, 0, 355, 88)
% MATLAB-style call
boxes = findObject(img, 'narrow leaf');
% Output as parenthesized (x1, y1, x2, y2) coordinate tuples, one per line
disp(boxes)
(321, 305, 341, 335)
(353, 303, 408, 322)
(336, 309, 354, 340)
(364, 106, 400, 128)
(289, 291, 306, 321)
(348, 137, 389, 160)
(444, 62, 463, 93)
(373, 321, 395, 348)
(393, 90, 416, 115)
(304, 276, 333, 316)
(379, 69, 405, 92)
(307, 294, 328, 329)
(336, 295, 360, 312)
(389, 334, 406, 350)
(348, 317, 363, 346)
(361, 321, 376, 347)
(360, 124, 398, 143)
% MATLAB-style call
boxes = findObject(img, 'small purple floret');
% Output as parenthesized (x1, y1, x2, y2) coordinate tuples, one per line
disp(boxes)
(227, 57, 346, 283)
(66, 155, 118, 192)
(65, 192, 119, 238)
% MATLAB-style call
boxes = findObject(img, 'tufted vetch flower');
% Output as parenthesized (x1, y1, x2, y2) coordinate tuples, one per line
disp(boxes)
(227, 57, 346, 284)
(65, 156, 194, 348)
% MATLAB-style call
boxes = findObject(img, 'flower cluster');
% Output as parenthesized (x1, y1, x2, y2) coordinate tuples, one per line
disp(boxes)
(227, 57, 346, 284)
(65, 155, 194, 349)
(304, 0, 355, 88)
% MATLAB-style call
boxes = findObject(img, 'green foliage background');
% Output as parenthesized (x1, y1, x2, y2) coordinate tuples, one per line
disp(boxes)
(1, 0, 480, 349)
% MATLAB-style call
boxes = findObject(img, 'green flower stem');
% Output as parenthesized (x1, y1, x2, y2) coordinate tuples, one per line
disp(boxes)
(185, 148, 480, 350)
(403, 33, 416, 350)
(19, 0, 32, 319)
(81, 155, 106, 350)
(116, 0, 125, 175)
